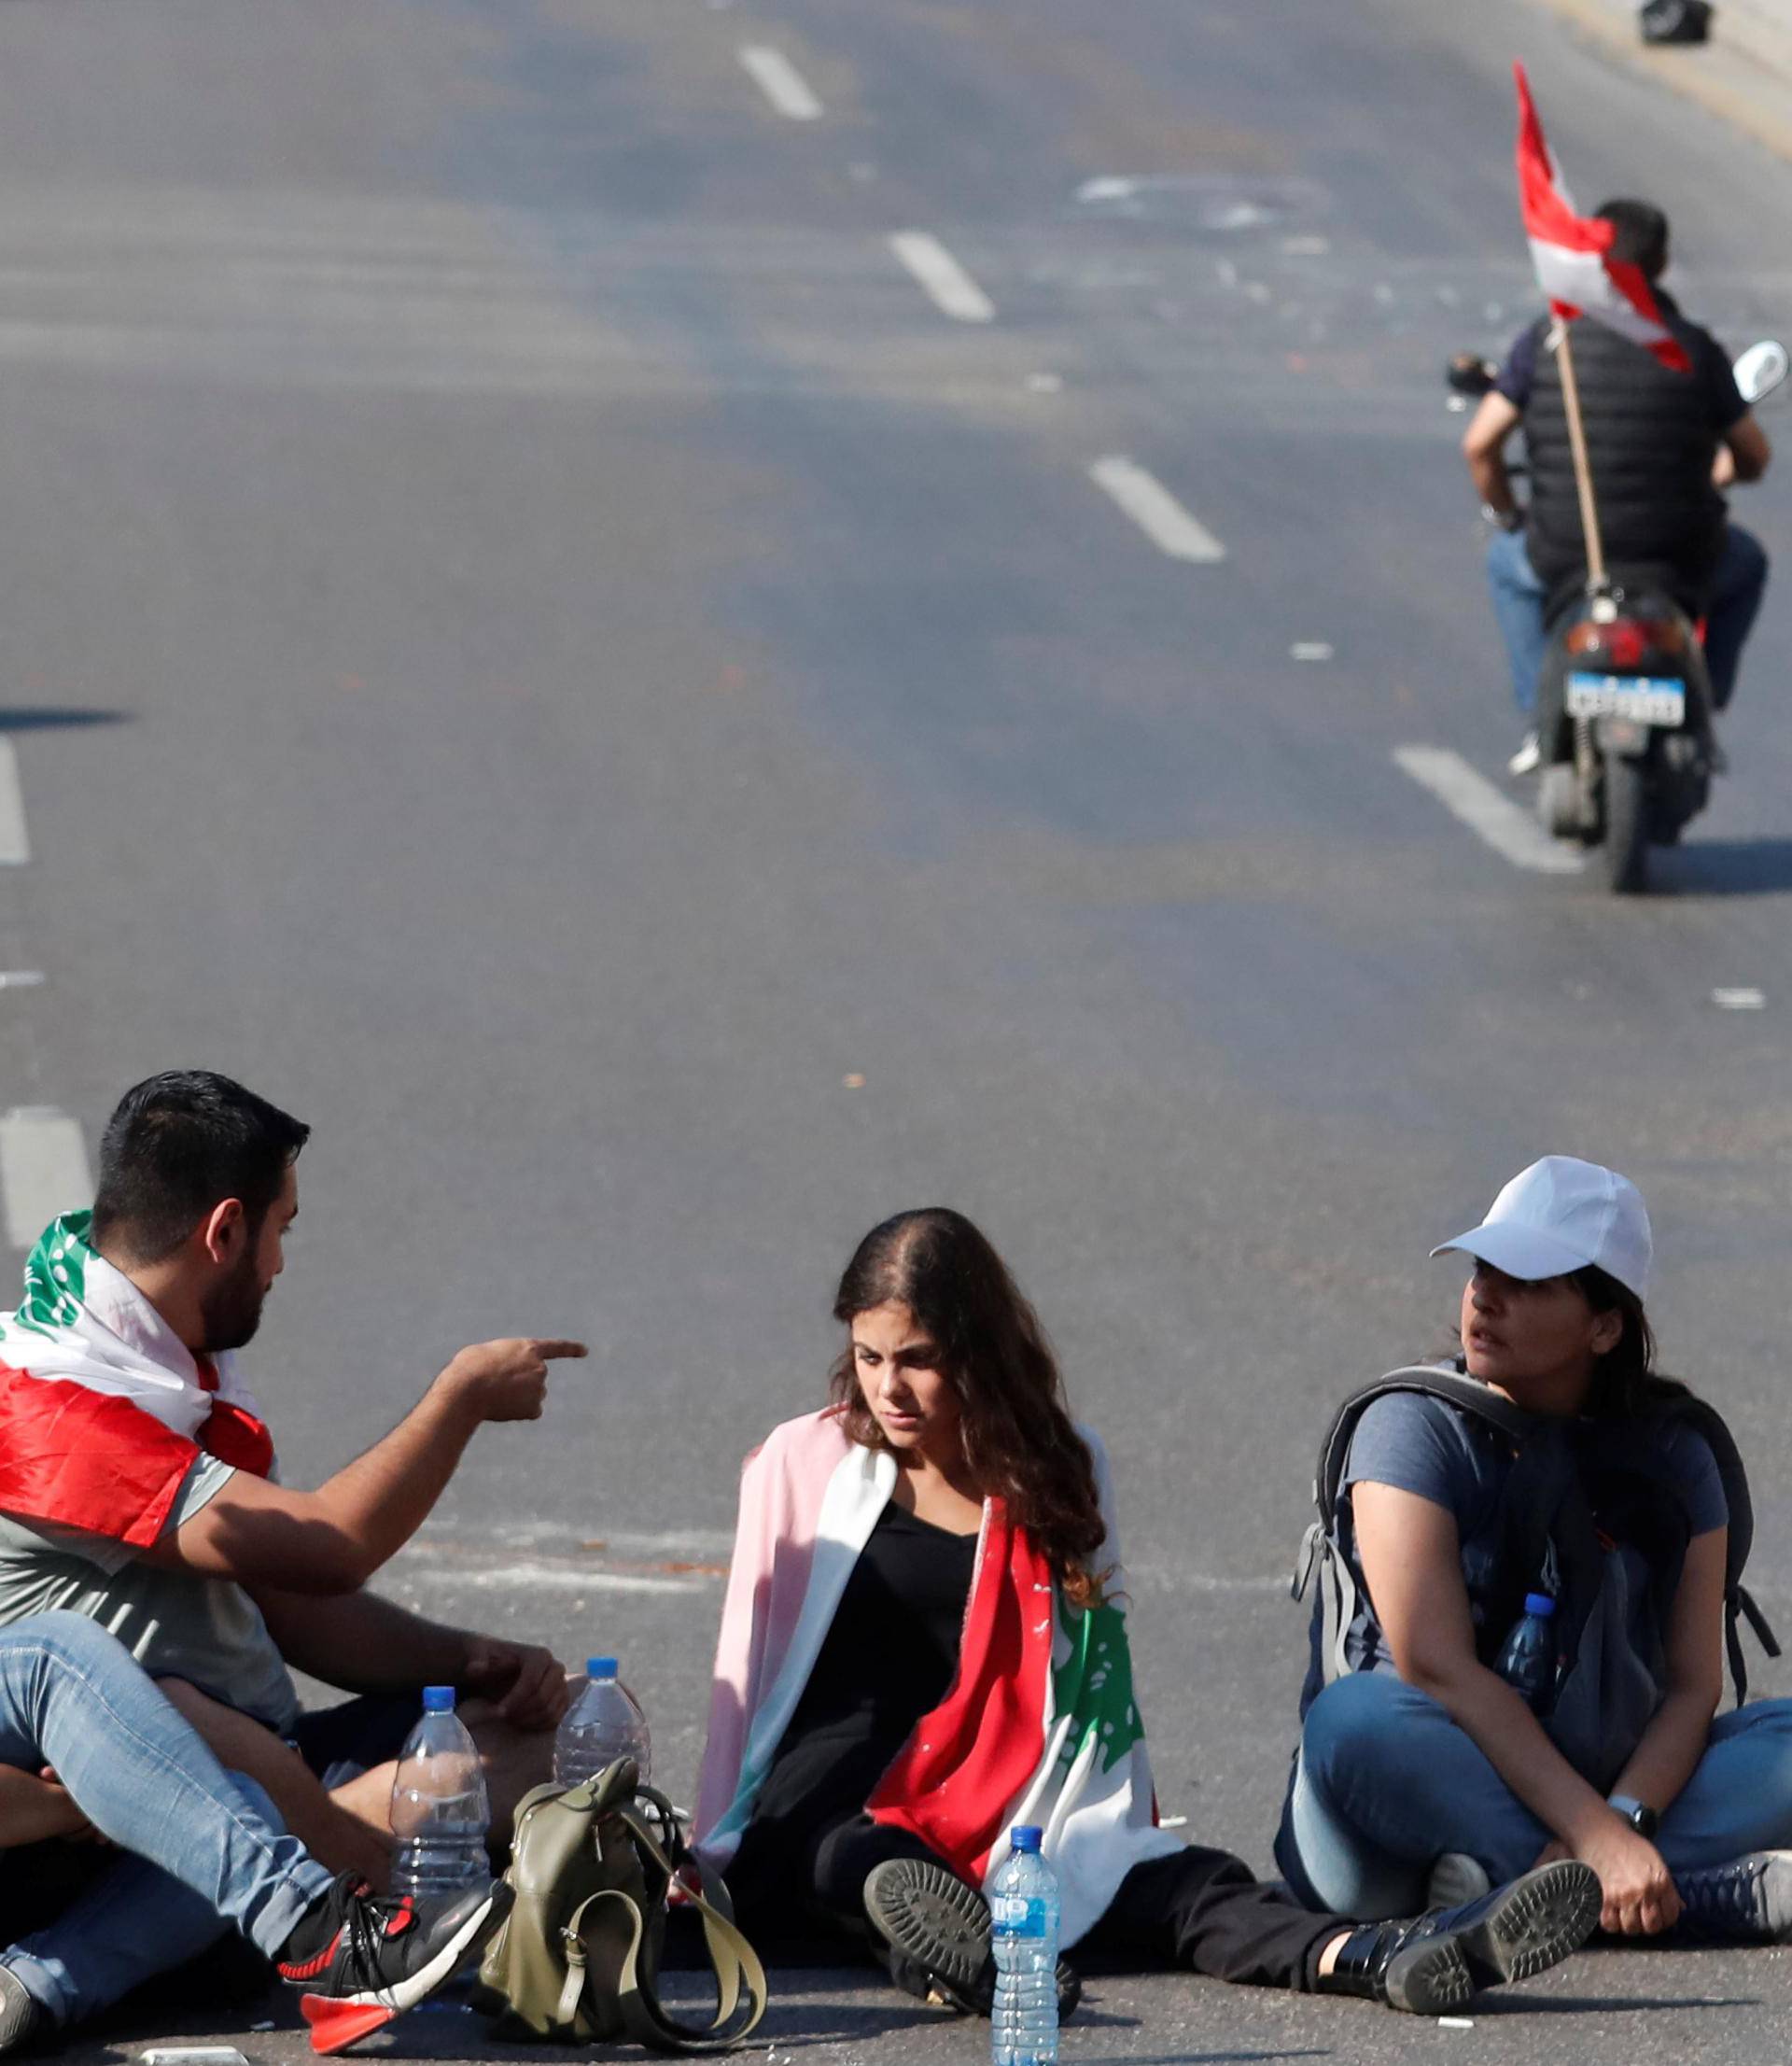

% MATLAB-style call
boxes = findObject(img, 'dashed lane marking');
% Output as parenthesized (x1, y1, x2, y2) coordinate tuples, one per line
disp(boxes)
(1393, 745, 1584, 875)
(0, 742, 26, 864)
(738, 44, 824, 120)
(888, 232, 995, 323)
(0, 1108, 91, 1249)
(1088, 456, 1226, 564)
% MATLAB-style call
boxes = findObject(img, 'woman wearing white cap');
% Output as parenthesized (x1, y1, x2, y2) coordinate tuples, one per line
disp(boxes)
(1276, 1157, 1792, 1946)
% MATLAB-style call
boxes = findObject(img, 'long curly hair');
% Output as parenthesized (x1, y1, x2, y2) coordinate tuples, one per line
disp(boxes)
(825, 1209, 1108, 1606)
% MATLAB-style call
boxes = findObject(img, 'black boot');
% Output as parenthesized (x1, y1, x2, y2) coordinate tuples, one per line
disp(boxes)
(1314, 1860, 1600, 2015)
(861, 1858, 1082, 2021)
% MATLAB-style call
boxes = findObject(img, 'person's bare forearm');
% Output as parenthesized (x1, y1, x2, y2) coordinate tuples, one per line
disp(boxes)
(1607, 1689, 1716, 1818)
(254, 1587, 474, 1694)
(1467, 447, 1517, 514)
(1409, 1657, 1611, 1846)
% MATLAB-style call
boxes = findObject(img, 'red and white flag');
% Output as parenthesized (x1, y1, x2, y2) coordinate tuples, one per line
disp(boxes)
(1514, 62, 1690, 373)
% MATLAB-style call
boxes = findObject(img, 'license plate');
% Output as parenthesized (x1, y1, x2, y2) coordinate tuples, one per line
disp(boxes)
(1565, 672, 1686, 725)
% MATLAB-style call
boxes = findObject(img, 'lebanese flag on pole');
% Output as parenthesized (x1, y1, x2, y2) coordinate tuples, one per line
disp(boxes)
(1514, 62, 1690, 372)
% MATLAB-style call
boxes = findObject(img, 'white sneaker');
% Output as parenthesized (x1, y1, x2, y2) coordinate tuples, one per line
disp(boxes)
(1425, 1852, 1492, 1910)
(1507, 731, 1542, 778)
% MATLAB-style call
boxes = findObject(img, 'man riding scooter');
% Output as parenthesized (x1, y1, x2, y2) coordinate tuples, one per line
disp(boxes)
(1460, 198, 1771, 775)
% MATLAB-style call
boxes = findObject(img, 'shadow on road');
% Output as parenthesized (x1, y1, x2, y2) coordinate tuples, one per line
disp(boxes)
(1071, 2055, 1331, 2064)
(1472, 1989, 1757, 2014)
(0, 706, 127, 732)
(1658, 839, 1792, 895)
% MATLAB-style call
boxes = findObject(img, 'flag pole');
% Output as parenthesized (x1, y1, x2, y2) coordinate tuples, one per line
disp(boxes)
(1551, 316, 1608, 590)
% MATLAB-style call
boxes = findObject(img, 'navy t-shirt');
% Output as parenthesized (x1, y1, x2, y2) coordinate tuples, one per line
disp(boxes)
(1298, 1387, 1727, 1713)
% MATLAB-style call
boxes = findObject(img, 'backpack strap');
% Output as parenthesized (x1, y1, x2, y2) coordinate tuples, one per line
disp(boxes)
(1309, 1367, 1538, 1537)
(1292, 1367, 1543, 1687)
(1296, 1363, 1544, 1685)
(1625, 1394, 1782, 1707)
(609, 1800, 767, 2052)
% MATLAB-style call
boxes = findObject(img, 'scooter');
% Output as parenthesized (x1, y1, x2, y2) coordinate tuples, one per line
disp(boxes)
(1447, 338, 1787, 892)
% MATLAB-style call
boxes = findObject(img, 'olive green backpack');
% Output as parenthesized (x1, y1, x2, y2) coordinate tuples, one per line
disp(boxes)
(473, 1759, 766, 2052)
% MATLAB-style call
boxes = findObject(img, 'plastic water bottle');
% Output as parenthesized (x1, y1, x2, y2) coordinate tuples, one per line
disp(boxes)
(553, 1657, 651, 1789)
(990, 1825, 1059, 2066)
(389, 1687, 489, 1896)
(1495, 1592, 1559, 1706)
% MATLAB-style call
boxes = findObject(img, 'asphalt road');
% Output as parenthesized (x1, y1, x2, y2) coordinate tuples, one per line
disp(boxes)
(2, 0, 1792, 2059)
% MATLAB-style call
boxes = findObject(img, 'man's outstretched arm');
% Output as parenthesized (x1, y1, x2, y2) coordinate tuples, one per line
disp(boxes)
(141, 1336, 586, 1595)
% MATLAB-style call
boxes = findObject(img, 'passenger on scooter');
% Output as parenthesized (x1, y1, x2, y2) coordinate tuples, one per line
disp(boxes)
(1459, 199, 1771, 775)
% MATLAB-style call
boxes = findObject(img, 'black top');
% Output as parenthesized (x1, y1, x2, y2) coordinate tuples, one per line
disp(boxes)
(1496, 296, 1744, 608)
(745, 1500, 978, 1851)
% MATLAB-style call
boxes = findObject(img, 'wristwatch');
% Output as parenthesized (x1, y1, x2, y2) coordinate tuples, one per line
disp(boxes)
(1607, 1793, 1659, 1838)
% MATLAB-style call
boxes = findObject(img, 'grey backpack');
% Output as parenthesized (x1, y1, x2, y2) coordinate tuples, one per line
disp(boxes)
(1292, 1367, 1779, 1792)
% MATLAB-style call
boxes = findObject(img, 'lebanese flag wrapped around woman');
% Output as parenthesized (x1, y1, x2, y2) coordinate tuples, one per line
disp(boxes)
(692, 1209, 1602, 2019)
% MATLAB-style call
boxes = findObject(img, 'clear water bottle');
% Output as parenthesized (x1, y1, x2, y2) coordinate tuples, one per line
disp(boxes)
(389, 1686, 489, 1896)
(553, 1656, 651, 1789)
(1495, 1592, 1559, 1706)
(990, 1825, 1059, 2066)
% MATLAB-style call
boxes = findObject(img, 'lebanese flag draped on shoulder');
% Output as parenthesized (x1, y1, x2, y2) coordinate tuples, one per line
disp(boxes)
(1514, 61, 1690, 373)
(0, 1212, 273, 1549)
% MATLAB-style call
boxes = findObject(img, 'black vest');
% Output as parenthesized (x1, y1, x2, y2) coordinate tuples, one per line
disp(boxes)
(1522, 314, 1726, 612)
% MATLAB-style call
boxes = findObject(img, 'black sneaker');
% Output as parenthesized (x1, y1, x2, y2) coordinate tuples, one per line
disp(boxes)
(1319, 1860, 1600, 2014)
(0, 1968, 44, 2056)
(1675, 1851, 1792, 1943)
(862, 1858, 1081, 2022)
(278, 1874, 514, 2055)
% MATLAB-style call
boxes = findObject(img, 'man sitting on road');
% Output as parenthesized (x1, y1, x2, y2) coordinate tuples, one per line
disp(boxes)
(1460, 197, 1771, 775)
(0, 1069, 586, 1885)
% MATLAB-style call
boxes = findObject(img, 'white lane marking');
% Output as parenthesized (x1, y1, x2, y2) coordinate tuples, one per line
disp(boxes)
(1290, 641, 1335, 662)
(404, 1561, 706, 1595)
(1088, 456, 1226, 565)
(1393, 745, 1584, 875)
(0, 1108, 91, 1249)
(0, 971, 44, 989)
(1714, 987, 1766, 1009)
(0, 742, 26, 864)
(738, 44, 823, 120)
(888, 232, 995, 323)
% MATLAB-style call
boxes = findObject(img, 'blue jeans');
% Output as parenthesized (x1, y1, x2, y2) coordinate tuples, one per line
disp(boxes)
(1485, 523, 1770, 716)
(1276, 1671, 1792, 1919)
(0, 1612, 333, 2029)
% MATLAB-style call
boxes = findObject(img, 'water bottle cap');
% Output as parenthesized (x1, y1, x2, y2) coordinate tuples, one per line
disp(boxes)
(587, 1656, 618, 1679)
(422, 1685, 455, 1712)
(1010, 1825, 1043, 1853)
(1524, 1593, 1557, 1618)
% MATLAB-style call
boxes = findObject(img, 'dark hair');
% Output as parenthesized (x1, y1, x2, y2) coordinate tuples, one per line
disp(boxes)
(1568, 1263, 1690, 1418)
(826, 1209, 1108, 1607)
(1596, 199, 1671, 281)
(91, 1072, 310, 1264)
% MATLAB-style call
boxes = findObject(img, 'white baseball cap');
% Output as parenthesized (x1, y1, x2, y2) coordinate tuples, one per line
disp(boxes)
(1431, 1156, 1652, 1300)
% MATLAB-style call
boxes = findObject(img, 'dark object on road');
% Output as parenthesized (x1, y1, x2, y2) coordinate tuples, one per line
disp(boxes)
(1640, 0, 1713, 44)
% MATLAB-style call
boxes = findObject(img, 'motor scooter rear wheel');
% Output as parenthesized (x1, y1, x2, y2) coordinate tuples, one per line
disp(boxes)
(1603, 752, 1649, 894)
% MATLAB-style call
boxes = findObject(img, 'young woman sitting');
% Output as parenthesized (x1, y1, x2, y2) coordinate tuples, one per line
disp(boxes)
(1278, 1156, 1792, 1943)
(695, 1207, 1598, 2017)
